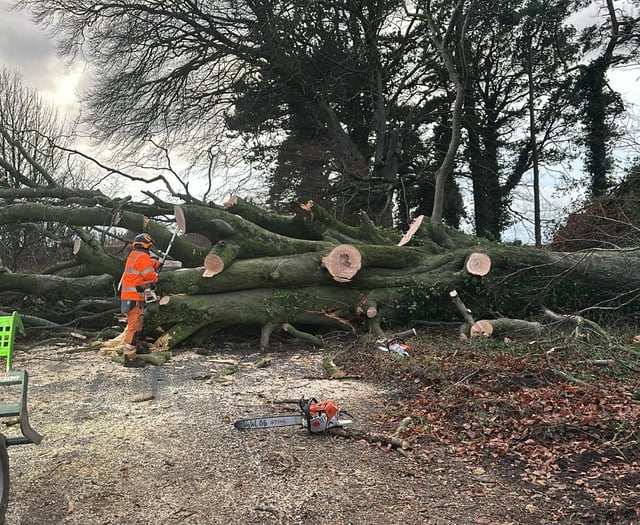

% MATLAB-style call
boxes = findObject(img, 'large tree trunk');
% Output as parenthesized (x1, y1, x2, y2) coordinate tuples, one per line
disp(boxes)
(0, 196, 638, 349)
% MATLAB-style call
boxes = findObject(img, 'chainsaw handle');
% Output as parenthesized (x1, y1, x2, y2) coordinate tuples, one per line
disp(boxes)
(299, 396, 317, 416)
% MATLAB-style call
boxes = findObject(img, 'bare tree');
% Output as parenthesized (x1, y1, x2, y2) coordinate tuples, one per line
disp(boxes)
(0, 69, 67, 187)
(16, 0, 436, 225)
(405, 0, 475, 228)
(0, 68, 80, 270)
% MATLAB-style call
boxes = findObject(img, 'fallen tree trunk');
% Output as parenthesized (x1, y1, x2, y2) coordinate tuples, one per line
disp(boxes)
(148, 286, 401, 349)
(1, 197, 639, 350)
(0, 272, 114, 301)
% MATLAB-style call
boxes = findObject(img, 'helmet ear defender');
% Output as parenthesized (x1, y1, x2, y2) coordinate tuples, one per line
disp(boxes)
(132, 233, 154, 249)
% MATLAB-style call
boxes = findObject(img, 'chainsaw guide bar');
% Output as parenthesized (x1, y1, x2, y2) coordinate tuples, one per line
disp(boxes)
(234, 414, 304, 430)
(234, 398, 353, 434)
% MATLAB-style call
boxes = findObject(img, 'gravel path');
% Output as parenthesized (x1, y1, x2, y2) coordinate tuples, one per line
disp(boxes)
(2, 342, 546, 525)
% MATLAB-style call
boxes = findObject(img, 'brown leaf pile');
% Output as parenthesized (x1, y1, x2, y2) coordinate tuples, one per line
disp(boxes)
(337, 332, 640, 523)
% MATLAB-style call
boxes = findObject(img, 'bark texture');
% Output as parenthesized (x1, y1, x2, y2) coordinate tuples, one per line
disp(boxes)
(1, 196, 638, 350)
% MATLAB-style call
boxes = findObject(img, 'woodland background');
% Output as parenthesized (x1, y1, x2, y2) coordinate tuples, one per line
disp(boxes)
(0, 1, 639, 521)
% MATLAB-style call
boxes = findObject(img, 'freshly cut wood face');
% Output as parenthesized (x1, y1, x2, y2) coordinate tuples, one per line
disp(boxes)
(223, 195, 238, 208)
(300, 200, 314, 212)
(397, 215, 424, 246)
(174, 204, 187, 232)
(203, 253, 224, 277)
(465, 252, 491, 276)
(322, 244, 362, 282)
(470, 320, 493, 338)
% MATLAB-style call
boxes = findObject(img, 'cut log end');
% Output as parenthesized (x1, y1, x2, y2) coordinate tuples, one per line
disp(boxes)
(470, 320, 493, 338)
(366, 306, 377, 318)
(158, 295, 171, 306)
(300, 200, 314, 212)
(321, 244, 362, 282)
(465, 252, 491, 276)
(299, 200, 315, 220)
(174, 204, 187, 232)
(356, 304, 377, 318)
(202, 254, 224, 278)
(397, 215, 424, 247)
(223, 195, 239, 208)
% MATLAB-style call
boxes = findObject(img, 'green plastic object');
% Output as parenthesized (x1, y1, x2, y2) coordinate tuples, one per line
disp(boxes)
(0, 312, 24, 373)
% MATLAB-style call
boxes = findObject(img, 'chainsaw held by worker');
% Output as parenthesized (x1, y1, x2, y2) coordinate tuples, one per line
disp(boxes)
(234, 397, 354, 433)
(136, 282, 159, 304)
(139, 204, 187, 304)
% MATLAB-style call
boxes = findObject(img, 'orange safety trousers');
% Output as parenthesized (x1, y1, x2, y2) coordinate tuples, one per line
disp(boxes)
(124, 302, 145, 355)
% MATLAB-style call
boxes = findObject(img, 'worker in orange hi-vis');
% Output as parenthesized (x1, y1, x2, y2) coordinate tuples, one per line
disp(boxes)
(119, 233, 161, 368)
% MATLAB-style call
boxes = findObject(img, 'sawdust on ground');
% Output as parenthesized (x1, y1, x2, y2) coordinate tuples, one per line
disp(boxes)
(3, 340, 556, 525)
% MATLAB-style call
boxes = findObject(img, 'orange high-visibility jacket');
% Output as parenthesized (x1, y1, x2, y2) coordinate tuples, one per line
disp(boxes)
(120, 249, 160, 301)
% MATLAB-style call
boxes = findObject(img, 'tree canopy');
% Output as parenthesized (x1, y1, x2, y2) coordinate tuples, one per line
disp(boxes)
(13, 0, 640, 241)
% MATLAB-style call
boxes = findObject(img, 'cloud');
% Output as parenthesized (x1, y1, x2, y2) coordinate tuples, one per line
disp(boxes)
(0, 0, 83, 115)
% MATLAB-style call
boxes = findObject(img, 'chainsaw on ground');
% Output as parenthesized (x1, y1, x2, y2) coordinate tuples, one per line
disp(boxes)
(375, 328, 417, 358)
(234, 397, 354, 434)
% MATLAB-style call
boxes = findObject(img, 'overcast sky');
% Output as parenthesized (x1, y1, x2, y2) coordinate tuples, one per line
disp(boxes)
(0, 0, 85, 115)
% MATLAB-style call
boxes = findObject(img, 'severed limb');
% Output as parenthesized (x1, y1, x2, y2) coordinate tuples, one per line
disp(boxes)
(202, 240, 241, 277)
(281, 323, 324, 347)
(470, 318, 543, 339)
(449, 289, 475, 338)
(329, 427, 411, 456)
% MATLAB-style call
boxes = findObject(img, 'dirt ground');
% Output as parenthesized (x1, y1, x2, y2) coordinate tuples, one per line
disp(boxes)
(0, 338, 635, 525)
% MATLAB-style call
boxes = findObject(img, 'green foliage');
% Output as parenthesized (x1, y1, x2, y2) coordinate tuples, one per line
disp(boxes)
(574, 58, 624, 196)
(394, 281, 457, 324)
